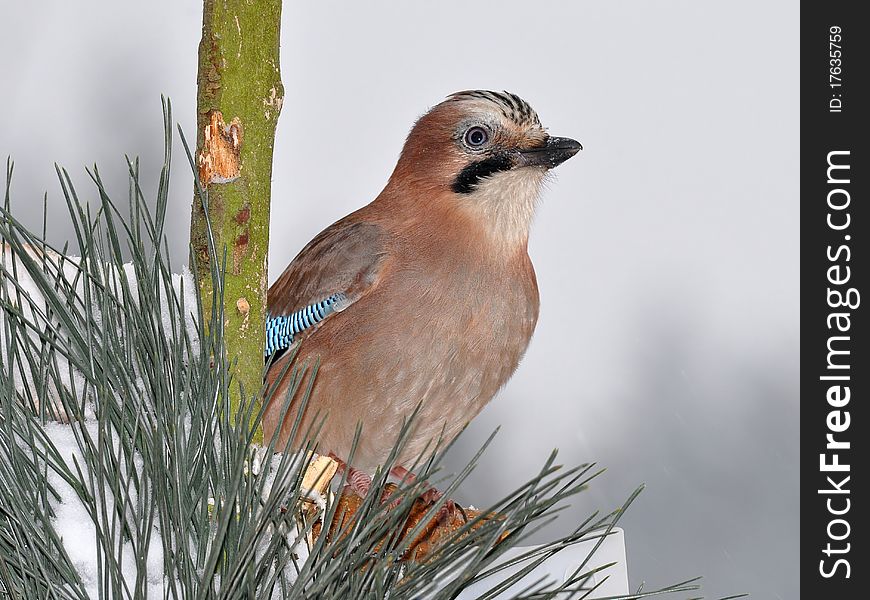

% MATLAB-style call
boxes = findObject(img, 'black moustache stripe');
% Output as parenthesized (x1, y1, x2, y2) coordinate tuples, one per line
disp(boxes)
(452, 154, 513, 194)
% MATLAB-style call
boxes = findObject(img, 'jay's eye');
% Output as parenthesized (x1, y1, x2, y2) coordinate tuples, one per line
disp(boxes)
(463, 126, 489, 148)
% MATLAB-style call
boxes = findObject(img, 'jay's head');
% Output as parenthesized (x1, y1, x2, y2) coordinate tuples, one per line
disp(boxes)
(387, 90, 581, 247)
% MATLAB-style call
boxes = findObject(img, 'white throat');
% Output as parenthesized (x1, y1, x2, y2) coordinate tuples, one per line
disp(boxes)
(462, 167, 547, 250)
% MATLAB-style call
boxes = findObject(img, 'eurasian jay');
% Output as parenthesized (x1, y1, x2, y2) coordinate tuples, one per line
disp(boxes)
(264, 91, 581, 489)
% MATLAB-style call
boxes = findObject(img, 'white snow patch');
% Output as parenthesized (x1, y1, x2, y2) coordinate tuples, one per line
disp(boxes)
(1, 245, 200, 420)
(42, 421, 166, 598)
(37, 423, 318, 597)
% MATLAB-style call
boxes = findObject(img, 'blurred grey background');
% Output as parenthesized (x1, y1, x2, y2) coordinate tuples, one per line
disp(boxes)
(1, 1, 798, 598)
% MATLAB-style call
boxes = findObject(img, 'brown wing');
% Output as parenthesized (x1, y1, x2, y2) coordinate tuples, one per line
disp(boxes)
(267, 216, 389, 318)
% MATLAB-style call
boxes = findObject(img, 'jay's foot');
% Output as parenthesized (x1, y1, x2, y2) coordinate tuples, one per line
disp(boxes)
(390, 465, 466, 524)
(329, 452, 373, 499)
(330, 458, 466, 523)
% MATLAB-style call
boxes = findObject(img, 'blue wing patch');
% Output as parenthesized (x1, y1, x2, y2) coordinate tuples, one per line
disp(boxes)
(265, 293, 347, 356)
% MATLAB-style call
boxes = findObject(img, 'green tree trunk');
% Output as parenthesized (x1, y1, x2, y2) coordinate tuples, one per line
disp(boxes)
(191, 0, 284, 435)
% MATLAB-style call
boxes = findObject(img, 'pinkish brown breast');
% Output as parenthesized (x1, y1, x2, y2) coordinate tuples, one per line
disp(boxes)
(264, 212, 539, 472)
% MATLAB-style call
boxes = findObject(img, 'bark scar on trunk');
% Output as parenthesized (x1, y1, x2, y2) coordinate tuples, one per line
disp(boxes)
(233, 230, 249, 274)
(198, 110, 243, 185)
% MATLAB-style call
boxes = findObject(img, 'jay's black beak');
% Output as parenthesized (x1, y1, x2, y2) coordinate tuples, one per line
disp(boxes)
(516, 136, 583, 169)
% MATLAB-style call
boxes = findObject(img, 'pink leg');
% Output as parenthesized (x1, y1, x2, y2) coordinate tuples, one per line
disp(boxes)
(432, 496, 458, 523)
(389, 464, 417, 483)
(389, 466, 461, 523)
(329, 452, 372, 498)
(389, 465, 439, 501)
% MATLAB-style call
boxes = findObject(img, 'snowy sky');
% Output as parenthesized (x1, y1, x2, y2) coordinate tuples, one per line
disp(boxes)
(0, 2, 798, 598)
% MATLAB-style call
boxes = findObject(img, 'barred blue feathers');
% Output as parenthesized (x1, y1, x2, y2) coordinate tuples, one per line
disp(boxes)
(265, 293, 347, 356)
